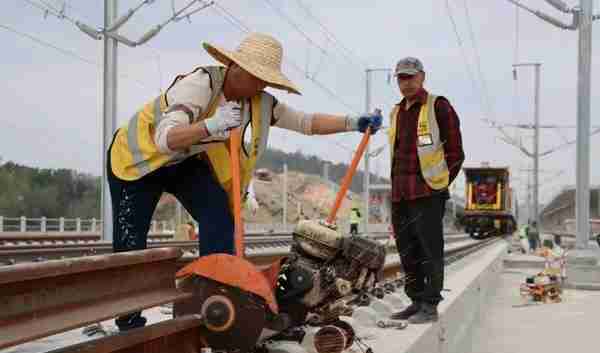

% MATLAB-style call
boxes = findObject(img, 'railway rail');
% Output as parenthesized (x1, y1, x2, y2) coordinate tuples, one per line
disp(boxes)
(0, 232, 468, 264)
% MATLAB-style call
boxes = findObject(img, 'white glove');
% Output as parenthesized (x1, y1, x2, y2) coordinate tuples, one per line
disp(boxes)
(204, 102, 242, 139)
(245, 180, 259, 215)
(246, 196, 259, 215)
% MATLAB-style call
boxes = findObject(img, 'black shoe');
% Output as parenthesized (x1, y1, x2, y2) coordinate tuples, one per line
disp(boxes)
(390, 301, 421, 320)
(115, 312, 147, 332)
(408, 303, 438, 324)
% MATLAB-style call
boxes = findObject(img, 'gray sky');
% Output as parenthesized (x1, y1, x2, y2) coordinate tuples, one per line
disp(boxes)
(2, 0, 600, 205)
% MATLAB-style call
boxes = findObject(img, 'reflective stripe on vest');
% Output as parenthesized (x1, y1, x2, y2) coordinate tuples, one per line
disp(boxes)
(126, 96, 166, 177)
(388, 94, 449, 190)
(350, 209, 360, 224)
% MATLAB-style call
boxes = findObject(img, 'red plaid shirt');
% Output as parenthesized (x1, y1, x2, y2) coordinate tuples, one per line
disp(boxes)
(391, 89, 464, 202)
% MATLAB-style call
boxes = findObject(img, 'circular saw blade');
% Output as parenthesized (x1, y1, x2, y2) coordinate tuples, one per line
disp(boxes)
(175, 276, 267, 352)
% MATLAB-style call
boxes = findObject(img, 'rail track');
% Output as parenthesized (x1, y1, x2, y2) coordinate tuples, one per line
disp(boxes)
(0, 232, 469, 264)
(0, 233, 498, 352)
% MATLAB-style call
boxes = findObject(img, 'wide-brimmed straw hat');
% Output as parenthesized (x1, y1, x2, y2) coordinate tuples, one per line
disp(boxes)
(203, 33, 301, 95)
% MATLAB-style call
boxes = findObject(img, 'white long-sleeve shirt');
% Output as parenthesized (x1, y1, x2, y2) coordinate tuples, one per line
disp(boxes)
(155, 69, 314, 154)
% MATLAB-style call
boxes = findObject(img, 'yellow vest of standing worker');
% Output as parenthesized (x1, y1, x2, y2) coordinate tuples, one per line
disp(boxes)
(110, 66, 275, 207)
(349, 209, 360, 224)
(388, 94, 449, 190)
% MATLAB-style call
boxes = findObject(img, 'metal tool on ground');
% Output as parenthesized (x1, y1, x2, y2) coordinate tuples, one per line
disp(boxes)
(376, 319, 408, 329)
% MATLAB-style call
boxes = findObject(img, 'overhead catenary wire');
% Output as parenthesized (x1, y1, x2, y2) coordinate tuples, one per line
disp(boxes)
(0, 24, 149, 89)
(294, 0, 368, 68)
(261, 0, 371, 91)
(1, 23, 94, 64)
(23, 0, 79, 25)
(261, 0, 329, 55)
(212, 1, 359, 114)
(462, 0, 493, 117)
(263, 1, 397, 133)
(262, 0, 364, 71)
(444, 0, 483, 113)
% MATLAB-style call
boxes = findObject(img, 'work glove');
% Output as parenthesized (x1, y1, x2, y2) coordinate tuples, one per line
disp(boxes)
(244, 180, 259, 215)
(204, 101, 242, 139)
(346, 109, 383, 135)
(246, 195, 259, 215)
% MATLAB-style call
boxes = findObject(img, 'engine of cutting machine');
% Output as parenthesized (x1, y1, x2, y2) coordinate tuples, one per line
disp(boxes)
(276, 220, 386, 325)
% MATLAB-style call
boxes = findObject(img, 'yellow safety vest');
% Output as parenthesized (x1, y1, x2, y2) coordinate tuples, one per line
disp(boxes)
(388, 94, 449, 190)
(350, 209, 361, 224)
(110, 66, 275, 208)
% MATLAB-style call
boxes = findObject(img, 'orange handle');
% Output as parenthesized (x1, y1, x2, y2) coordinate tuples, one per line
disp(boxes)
(229, 127, 244, 257)
(326, 128, 371, 224)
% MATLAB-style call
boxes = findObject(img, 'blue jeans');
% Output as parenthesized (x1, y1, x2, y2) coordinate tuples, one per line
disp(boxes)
(107, 154, 235, 256)
(528, 237, 538, 251)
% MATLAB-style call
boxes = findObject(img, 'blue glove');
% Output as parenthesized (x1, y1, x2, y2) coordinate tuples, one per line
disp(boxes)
(357, 112, 383, 134)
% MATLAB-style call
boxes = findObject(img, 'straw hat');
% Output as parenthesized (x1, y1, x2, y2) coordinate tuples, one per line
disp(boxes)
(203, 33, 301, 95)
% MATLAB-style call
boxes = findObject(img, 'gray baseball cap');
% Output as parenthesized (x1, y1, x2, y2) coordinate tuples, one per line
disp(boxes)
(394, 57, 424, 76)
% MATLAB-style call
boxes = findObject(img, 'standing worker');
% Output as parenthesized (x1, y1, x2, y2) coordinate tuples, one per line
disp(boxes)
(349, 206, 362, 235)
(528, 221, 540, 253)
(387, 57, 464, 324)
(519, 222, 530, 254)
(107, 32, 382, 331)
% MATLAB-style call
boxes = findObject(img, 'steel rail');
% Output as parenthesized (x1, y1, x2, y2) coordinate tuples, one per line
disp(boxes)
(0, 248, 189, 350)
(0, 233, 470, 265)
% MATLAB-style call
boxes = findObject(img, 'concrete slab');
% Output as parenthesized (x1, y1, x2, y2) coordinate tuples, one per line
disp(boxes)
(471, 268, 600, 353)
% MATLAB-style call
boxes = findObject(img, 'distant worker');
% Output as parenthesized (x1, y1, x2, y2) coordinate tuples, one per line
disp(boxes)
(107, 32, 382, 331)
(387, 57, 464, 324)
(528, 221, 541, 253)
(518, 223, 530, 254)
(245, 179, 259, 216)
(349, 207, 361, 235)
